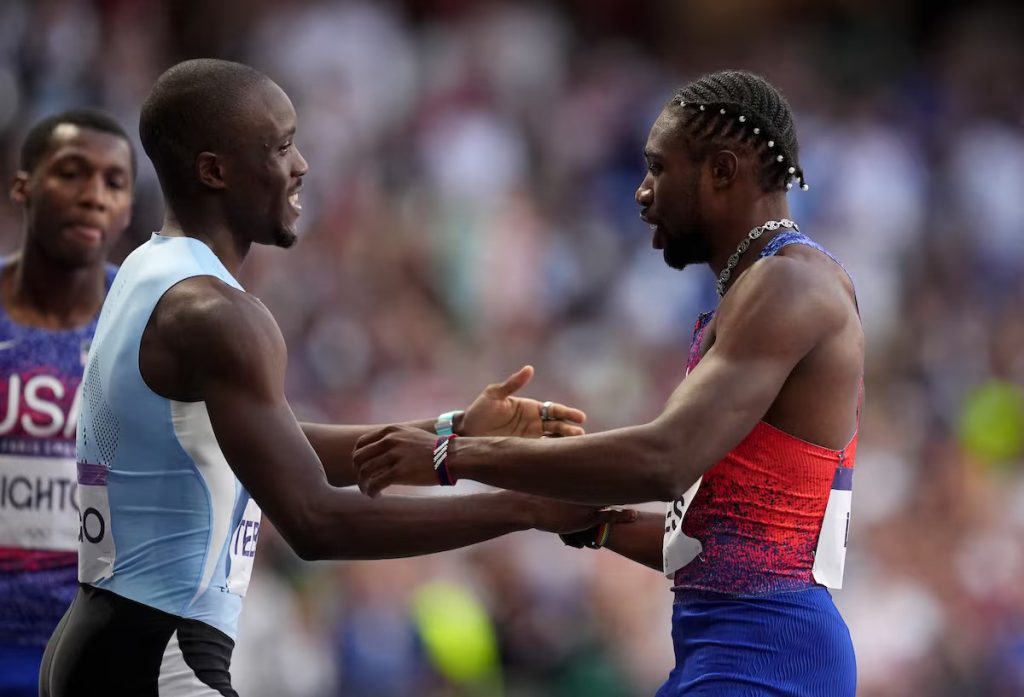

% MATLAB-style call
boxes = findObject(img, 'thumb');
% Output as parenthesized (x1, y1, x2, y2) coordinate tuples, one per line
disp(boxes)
(488, 365, 534, 399)
(596, 508, 638, 525)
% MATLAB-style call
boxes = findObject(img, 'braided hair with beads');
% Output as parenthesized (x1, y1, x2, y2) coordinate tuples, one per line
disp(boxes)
(666, 70, 808, 193)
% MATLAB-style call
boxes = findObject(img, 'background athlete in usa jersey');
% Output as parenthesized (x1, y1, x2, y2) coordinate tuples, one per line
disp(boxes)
(0, 111, 133, 696)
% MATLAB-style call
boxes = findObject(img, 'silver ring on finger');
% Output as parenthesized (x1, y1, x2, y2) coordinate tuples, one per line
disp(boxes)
(540, 400, 555, 421)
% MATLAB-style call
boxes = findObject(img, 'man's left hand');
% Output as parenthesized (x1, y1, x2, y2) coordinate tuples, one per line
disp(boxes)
(461, 365, 585, 438)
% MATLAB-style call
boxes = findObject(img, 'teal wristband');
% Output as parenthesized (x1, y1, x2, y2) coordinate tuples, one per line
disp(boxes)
(435, 410, 463, 437)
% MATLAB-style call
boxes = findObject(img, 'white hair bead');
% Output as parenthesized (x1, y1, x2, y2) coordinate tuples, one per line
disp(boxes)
(786, 183, 793, 190)
(753, 127, 760, 134)
(776, 155, 784, 162)
(788, 166, 796, 174)
(800, 183, 809, 191)
(768, 140, 775, 148)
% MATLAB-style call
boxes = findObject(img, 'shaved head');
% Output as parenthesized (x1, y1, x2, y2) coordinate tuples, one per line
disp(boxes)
(139, 59, 271, 202)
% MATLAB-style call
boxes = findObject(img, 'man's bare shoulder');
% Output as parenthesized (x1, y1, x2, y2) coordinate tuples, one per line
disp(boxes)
(732, 246, 854, 313)
(151, 276, 284, 374)
(718, 248, 856, 351)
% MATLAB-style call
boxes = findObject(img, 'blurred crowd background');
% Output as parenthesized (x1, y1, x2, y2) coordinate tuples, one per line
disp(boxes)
(3, 0, 1024, 695)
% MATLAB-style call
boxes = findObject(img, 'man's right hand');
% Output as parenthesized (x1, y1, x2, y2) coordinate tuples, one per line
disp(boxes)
(508, 492, 637, 534)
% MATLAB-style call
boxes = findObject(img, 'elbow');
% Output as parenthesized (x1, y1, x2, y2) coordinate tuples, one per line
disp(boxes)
(638, 426, 694, 501)
(289, 534, 322, 562)
(273, 508, 329, 562)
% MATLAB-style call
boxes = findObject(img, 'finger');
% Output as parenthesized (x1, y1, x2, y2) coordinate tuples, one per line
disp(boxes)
(487, 365, 534, 399)
(544, 420, 585, 438)
(356, 463, 375, 495)
(355, 427, 391, 451)
(352, 436, 394, 465)
(594, 508, 639, 525)
(364, 462, 395, 498)
(366, 474, 387, 498)
(544, 402, 586, 425)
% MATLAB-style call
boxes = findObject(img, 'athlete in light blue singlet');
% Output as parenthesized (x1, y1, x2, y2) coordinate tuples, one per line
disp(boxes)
(40, 59, 630, 697)
(0, 110, 133, 697)
(75, 233, 260, 637)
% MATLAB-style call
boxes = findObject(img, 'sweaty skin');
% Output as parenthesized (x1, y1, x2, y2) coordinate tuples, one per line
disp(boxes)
(351, 106, 864, 568)
(137, 78, 631, 562)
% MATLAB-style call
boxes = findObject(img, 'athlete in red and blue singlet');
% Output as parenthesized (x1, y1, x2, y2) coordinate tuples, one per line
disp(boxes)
(351, 71, 864, 696)
(0, 111, 133, 696)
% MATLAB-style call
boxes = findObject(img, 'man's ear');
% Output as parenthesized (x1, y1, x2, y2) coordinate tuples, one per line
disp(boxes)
(196, 152, 227, 190)
(10, 172, 29, 204)
(708, 150, 739, 190)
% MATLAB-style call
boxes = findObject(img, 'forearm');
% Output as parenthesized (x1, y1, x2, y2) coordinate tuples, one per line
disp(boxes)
(288, 490, 532, 561)
(602, 512, 665, 572)
(303, 419, 435, 487)
(449, 424, 682, 506)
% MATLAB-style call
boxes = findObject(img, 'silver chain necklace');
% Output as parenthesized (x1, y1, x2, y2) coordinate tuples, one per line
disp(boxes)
(715, 218, 799, 297)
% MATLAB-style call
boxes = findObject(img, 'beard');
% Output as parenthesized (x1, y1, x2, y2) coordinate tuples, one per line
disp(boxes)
(660, 171, 711, 271)
(662, 229, 712, 270)
(272, 225, 298, 249)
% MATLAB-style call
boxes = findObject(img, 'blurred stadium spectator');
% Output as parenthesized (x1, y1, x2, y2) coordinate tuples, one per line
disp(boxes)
(2, 1, 1023, 694)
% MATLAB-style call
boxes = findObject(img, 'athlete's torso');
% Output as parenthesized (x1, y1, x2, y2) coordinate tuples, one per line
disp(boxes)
(0, 261, 116, 648)
(663, 231, 861, 596)
(76, 234, 261, 640)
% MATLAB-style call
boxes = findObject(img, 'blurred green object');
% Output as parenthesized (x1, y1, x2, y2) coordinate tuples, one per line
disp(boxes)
(412, 580, 503, 696)
(958, 379, 1024, 466)
(557, 645, 633, 697)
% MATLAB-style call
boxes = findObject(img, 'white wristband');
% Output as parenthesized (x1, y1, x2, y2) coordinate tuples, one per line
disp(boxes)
(435, 410, 464, 437)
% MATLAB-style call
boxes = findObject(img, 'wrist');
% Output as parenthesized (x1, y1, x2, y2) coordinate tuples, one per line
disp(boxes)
(452, 410, 466, 436)
(559, 523, 611, 549)
(498, 491, 538, 530)
(443, 435, 484, 484)
(435, 410, 465, 437)
(433, 434, 459, 486)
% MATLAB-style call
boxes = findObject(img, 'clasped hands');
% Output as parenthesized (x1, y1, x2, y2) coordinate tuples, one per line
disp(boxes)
(353, 365, 580, 495)
(352, 365, 634, 533)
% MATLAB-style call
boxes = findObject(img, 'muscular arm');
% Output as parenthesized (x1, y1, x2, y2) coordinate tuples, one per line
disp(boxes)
(160, 280, 606, 561)
(355, 255, 851, 505)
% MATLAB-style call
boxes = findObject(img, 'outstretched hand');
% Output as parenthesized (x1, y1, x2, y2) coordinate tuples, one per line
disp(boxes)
(461, 365, 586, 438)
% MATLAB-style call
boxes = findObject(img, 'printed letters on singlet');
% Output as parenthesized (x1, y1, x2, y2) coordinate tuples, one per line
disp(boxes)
(662, 476, 704, 577)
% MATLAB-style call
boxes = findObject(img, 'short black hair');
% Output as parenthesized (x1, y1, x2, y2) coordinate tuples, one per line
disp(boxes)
(20, 109, 136, 176)
(139, 59, 270, 201)
(666, 70, 806, 193)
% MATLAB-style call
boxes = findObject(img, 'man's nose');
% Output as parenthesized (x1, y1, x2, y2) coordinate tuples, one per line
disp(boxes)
(79, 173, 107, 212)
(636, 181, 653, 207)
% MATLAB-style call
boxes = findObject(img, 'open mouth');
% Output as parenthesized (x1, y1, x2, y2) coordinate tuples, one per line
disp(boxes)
(288, 191, 301, 212)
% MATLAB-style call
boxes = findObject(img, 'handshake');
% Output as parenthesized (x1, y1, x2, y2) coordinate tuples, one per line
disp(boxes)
(351, 364, 636, 543)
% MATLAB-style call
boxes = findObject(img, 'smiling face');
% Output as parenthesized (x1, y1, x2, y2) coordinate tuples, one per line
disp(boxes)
(11, 124, 134, 269)
(220, 80, 309, 249)
(635, 109, 716, 271)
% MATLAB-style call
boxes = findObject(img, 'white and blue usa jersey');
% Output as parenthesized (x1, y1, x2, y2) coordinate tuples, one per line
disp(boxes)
(76, 234, 261, 640)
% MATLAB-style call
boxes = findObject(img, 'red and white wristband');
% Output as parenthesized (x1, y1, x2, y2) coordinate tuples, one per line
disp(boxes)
(433, 434, 458, 486)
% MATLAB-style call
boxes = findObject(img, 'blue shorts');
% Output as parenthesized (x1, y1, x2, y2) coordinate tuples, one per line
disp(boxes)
(0, 644, 43, 696)
(656, 586, 856, 697)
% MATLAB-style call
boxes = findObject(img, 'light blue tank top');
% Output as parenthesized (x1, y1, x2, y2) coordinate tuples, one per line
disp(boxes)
(75, 234, 261, 640)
